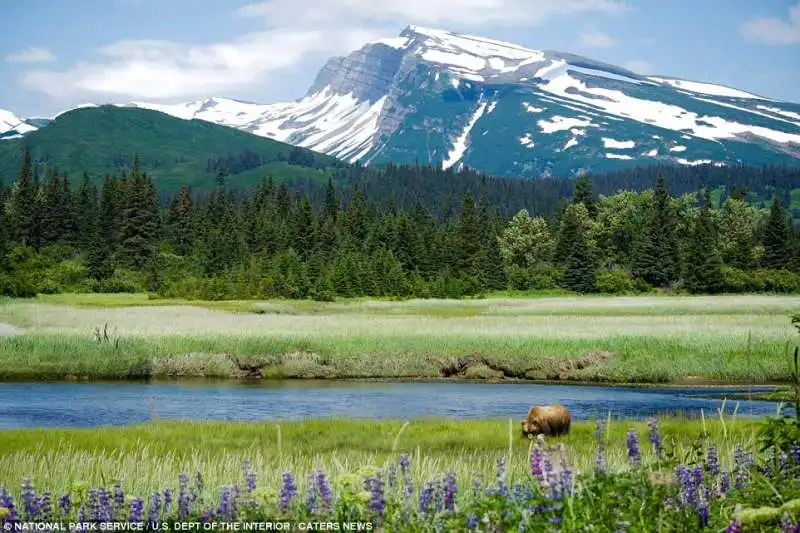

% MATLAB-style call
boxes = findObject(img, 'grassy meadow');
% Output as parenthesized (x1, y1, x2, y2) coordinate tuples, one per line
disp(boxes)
(0, 293, 798, 383)
(0, 417, 763, 505)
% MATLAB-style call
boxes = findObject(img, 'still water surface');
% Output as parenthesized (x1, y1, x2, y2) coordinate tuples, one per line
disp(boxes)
(0, 380, 789, 429)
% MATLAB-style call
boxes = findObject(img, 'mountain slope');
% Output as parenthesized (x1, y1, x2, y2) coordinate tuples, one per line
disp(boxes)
(122, 25, 800, 178)
(0, 106, 344, 189)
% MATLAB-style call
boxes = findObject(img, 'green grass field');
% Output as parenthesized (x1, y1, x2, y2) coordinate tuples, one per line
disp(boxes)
(0, 417, 762, 503)
(0, 293, 798, 383)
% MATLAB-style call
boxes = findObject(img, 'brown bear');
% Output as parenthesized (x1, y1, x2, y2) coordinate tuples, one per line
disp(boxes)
(520, 404, 571, 439)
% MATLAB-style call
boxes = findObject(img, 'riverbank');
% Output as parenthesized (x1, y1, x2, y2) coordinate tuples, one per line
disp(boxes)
(0, 293, 797, 384)
(0, 417, 762, 498)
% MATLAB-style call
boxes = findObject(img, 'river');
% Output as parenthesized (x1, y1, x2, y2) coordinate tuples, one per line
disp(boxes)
(0, 380, 790, 429)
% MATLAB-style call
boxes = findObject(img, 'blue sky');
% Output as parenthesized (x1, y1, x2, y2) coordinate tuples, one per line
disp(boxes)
(2, 0, 800, 118)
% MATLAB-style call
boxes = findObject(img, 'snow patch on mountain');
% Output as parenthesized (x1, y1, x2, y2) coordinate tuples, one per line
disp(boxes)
(538, 115, 596, 134)
(443, 100, 488, 170)
(522, 102, 545, 113)
(647, 77, 768, 100)
(0, 109, 37, 137)
(670, 145, 687, 152)
(519, 133, 535, 147)
(535, 63, 800, 146)
(602, 138, 635, 149)
(606, 153, 633, 160)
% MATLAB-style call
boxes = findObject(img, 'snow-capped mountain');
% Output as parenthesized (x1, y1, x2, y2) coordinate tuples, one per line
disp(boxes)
(0, 109, 39, 139)
(6, 25, 800, 177)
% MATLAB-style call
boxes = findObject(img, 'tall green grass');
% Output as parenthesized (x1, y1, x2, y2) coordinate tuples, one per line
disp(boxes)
(0, 294, 797, 383)
(0, 417, 763, 502)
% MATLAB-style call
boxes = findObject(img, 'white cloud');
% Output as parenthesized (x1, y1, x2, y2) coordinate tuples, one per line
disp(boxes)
(236, 0, 628, 27)
(578, 29, 617, 48)
(623, 60, 652, 74)
(20, 29, 382, 100)
(5, 47, 56, 63)
(19, 0, 628, 100)
(741, 2, 800, 45)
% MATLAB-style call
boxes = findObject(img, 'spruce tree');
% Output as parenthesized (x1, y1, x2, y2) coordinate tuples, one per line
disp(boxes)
(75, 171, 98, 254)
(684, 189, 724, 294)
(88, 176, 119, 280)
(562, 209, 596, 293)
(455, 191, 482, 279)
(572, 175, 597, 218)
(762, 199, 790, 270)
(9, 146, 40, 248)
(632, 174, 680, 288)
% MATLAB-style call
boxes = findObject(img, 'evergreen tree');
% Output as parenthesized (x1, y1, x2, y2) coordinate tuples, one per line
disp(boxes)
(632, 173, 680, 288)
(9, 146, 40, 248)
(572, 175, 597, 218)
(562, 205, 596, 293)
(75, 171, 98, 253)
(119, 156, 161, 270)
(762, 199, 791, 270)
(684, 189, 724, 294)
(88, 176, 119, 280)
(455, 191, 482, 280)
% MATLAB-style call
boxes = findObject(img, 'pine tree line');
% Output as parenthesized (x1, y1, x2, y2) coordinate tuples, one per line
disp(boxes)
(0, 148, 798, 300)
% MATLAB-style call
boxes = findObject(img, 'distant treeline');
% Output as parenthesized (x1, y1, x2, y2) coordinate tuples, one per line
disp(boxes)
(0, 147, 798, 300)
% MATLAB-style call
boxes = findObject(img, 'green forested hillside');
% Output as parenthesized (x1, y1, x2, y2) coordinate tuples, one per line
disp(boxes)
(0, 106, 344, 190)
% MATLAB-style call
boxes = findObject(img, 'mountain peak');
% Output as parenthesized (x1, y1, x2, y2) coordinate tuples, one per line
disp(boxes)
(3, 26, 799, 176)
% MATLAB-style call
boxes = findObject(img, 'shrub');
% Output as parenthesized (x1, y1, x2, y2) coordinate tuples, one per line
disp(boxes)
(596, 267, 637, 294)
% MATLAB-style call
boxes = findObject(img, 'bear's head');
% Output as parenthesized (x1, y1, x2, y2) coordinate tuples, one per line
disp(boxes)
(520, 419, 539, 439)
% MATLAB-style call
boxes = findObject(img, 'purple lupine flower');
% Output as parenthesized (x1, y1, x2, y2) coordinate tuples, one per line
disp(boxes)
(315, 471, 332, 516)
(77, 505, 87, 524)
(647, 418, 662, 457)
(58, 493, 71, 517)
(242, 461, 257, 493)
(692, 466, 704, 487)
(719, 472, 730, 496)
(114, 481, 125, 510)
(725, 519, 742, 533)
(559, 456, 574, 497)
(675, 465, 695, 508)
(432, 480, 444, 514)
(531, 446, 544, 481)
(443, 472, 457, 513)
(0, 489, 20, 522)
(178, 473, 190, 519)
(594, 419, 607, 476)
(305, 472, 317, 514)
(782, 516, 795, 533)
(278, 473, 297, 513)
(792, 444, 800, 465)
(99, 488, 113, 521)
(399, 456, 413, 505)
(626, 429, 640, 467)
(163, 489, 172, 515)
(495, 457, 509, 497)
(148, 491, 161, 523)
(21, 478, 38, 520)
(706, 444, 720, 477)
(88, 488, 101, 521)
(38, 493, 52, 521)
(217, 487, 233, 521)
(733, 444, 752, 488)
(365, 475, 385, 517)
(780, 451, 790, 475)
(466, 514, 479, 530)
(418, 482, 434, 515)
(194, 472, 204, 495)
(697, 486, 710, 528)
